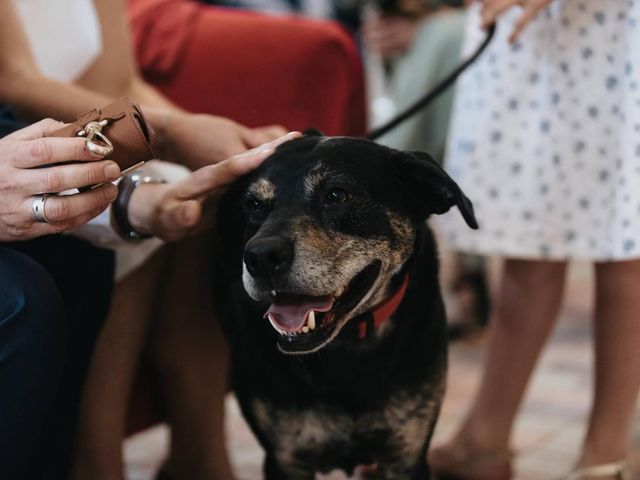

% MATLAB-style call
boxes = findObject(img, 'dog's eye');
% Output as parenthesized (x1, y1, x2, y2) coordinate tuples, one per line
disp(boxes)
(245, 196, 268, 214)
(324, 188, 352, 205)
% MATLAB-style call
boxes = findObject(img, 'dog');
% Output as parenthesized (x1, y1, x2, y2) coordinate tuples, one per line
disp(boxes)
(215, 132, 478, 479)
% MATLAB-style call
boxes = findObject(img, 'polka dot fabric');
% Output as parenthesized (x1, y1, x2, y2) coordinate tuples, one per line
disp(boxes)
(441, 0, 640, 261)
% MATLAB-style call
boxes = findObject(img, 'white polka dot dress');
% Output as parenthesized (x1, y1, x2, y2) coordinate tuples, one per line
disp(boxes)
(441, 0, 640, 261)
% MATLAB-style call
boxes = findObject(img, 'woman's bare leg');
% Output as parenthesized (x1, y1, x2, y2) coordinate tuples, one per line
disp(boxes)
(431, 259, 568, 473)
(576, 260, 640, 470)
(150, 233, 234, 480)
(72, 250, 166, 480)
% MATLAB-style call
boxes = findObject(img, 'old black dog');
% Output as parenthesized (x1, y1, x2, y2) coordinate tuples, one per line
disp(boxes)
(215, 133, 478, 479)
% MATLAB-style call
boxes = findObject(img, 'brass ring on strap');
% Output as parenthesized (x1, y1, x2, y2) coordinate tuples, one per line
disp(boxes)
(80, 120, 114, 157)
(85, 131, 114, 157)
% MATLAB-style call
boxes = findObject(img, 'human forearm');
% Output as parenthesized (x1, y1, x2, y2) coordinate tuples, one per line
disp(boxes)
(2, 68, 184, 140)
(2, 70, 228, 170)
(9, 75, 179, 122)
(0, 68, 112, 122)
(2, 69, 181, 166)
(125, 76, 181, 111)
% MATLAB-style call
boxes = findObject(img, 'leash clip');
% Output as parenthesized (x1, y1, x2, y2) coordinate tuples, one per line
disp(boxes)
(78, 119, 113, 157)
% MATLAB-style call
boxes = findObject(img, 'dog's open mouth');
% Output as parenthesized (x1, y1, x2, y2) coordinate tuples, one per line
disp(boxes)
(263, 261, 381, 354)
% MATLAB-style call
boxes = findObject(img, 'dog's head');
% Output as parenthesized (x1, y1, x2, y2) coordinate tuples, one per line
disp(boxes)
(230, 134, 477, 354)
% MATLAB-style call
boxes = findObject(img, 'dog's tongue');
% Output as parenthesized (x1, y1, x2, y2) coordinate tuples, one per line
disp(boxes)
(265, 293, 333, 332)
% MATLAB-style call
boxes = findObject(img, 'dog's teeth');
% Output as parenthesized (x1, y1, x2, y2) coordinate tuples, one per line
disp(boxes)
(335, 286, 344, 297)
(302, 326, 309, 334)
(270, 290, 277, 297)
(266, 313, 276, 327)
(266, 314, 285, 336)
(307, 310, 316, 330)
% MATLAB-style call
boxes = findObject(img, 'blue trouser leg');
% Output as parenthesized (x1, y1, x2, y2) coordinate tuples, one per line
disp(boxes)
(0, 107, 115, 479)
(0, 247, 67, 479)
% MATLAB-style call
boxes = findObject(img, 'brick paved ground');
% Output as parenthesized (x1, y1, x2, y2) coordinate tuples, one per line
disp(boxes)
(125, 262, 640, 479)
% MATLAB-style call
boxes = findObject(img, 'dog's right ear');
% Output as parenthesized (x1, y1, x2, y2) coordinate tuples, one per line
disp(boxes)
(303, 128, 325, 137)
(395, 150, 479, 229)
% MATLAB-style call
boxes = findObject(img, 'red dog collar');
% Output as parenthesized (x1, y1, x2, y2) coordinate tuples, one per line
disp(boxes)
(356, 275, 409, 340)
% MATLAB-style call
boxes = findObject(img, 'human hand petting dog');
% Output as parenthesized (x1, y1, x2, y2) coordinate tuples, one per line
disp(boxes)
(0, 119, 121, 241)
(152, 110, 288, 170)
(127, 131, 301, 242)
(478, 0, 554, 43)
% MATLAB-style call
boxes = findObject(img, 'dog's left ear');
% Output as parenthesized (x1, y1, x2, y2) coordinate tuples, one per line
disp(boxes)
(396, 150, 478, 229)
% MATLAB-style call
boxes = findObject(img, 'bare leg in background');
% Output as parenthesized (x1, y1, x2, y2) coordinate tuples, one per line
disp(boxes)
(150, 233, 234, 480)
(73, 234, 234, 480)
(575, 260, 640, 474)
(72, 250, 166, 480)
(430, 259, 568, 477)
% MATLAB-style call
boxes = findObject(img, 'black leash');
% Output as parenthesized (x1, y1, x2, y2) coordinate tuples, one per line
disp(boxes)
(365, 23, 497, 141)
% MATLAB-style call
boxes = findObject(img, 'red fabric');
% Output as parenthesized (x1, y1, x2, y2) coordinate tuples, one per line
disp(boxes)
(127, 0, 200, 78)
(128, 0, 366, 135)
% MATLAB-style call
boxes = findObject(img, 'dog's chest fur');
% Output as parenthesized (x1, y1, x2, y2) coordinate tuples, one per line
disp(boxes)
(251, 375, 445, 476)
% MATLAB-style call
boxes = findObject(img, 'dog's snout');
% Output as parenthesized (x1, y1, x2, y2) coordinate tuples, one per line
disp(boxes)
(244, 236, 294, 279)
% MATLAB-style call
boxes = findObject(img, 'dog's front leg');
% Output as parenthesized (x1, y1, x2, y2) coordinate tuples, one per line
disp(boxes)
(263, 453, 315, 480)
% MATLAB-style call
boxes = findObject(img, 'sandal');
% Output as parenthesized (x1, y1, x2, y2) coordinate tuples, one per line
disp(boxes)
(429, 446, 513, 480)
(563, 461, 631, 480)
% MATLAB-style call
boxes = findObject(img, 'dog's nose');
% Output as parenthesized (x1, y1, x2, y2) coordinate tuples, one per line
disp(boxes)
(244, 236, 294, 279)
